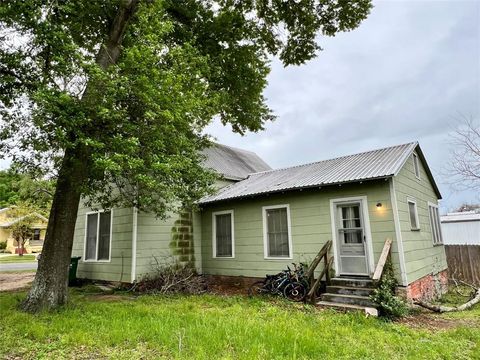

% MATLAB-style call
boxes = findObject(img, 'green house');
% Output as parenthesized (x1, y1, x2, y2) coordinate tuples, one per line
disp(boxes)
(72, 142, 447, 303)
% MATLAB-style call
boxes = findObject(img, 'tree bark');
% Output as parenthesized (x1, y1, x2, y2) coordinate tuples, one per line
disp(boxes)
(21, 147, 89, 312)
(21, 0, 140, 313)
(414, 288, 480, 313)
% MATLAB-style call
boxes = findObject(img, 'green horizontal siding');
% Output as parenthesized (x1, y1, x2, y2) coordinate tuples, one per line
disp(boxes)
(200, 180, 398, 278)
(135, 212, 178, 281)
(72, 203, 133, 282)
(394, 152, 447, 284)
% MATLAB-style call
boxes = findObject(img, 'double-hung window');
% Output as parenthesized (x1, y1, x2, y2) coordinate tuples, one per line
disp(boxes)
(212, 210, 234, 258)
(85, 210, 112, 261)
(408, 198, 420, 230)
(428, 203, 443, 245)
(263, 205, 292, 259)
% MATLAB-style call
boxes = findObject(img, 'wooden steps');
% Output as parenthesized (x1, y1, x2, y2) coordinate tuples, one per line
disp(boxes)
(325, 285, 373, 297)
(317, 277, 378, 316)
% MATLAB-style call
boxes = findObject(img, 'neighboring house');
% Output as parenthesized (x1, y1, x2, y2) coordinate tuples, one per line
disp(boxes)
(0, 207, 48, 254)
(441, 211, 480, 245)
(72, 142, 448, 302)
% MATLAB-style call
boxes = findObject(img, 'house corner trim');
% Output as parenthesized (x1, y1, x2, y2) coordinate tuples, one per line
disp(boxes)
(131, 206, 138, 283)
(390, 177, 408, 286)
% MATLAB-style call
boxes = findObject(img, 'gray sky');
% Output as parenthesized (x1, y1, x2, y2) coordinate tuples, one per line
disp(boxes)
(206, 0, 480, 213)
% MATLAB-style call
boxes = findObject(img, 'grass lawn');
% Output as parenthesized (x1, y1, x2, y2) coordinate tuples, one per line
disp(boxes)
(0, 288, 479, 359)
(0, 254, 36, 263)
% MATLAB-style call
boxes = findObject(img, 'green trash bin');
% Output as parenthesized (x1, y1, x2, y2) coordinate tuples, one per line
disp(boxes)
(69, 256, 81, 286)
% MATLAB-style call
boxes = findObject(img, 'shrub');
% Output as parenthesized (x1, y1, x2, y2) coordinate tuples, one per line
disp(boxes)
(137, 255, 207, 295)
(370, 259, 409, 320)
(0, 241, 6, 250)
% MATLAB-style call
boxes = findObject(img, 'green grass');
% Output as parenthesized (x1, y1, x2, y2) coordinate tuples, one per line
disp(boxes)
(0, 290, 479, 359)
(0, 254, 36, 263)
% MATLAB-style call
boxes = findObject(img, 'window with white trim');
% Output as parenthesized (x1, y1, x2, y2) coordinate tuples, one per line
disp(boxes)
(212, 210, 234, 258)
(428, 203, 443, 245)
(85, 211, 112, 261)
(413, 153, 420, 179)
(263, 205, 291, 258)
(407, 199, 419, 230)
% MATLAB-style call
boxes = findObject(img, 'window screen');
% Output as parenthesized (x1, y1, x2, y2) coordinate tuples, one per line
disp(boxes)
(215, 213, 233, 257)
(408, 201, 419, 230)
(428, 205, 443, 245)
(98, 212, 111, 260)
(339, 205, 363, 244)
(85, 213, 98, 260)
(85, 211, 111, 261)
(266, 207, 290, 257)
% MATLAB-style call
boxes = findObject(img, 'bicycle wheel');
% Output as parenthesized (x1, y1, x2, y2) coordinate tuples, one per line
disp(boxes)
(283, 282, 307, 302)
(248, 281, 267, 297)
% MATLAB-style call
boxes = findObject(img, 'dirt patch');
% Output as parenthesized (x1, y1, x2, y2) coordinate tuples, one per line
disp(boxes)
(0, 272, 35, 292)
(398, 312, 479, 330)
(207, 282, 249, 296)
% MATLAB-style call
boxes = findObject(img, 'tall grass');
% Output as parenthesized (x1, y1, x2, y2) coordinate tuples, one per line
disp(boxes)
(0, 291, 479, 359)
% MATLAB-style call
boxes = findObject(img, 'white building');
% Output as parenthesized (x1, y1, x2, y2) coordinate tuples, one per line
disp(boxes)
(441, 211, 480, 245)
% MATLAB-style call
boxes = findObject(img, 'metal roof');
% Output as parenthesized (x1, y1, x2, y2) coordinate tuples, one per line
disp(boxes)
(202, 143, 271, 180)
(200, 142, 440, 204)
(441, 211, 480, 223)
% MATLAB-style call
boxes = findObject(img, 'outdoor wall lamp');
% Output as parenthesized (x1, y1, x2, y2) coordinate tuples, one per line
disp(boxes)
(376, 202, 383, 209)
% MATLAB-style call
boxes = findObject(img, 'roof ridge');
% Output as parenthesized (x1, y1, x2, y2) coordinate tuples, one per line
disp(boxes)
(248, 141, 418, 176)
(212, 142, 259, 156)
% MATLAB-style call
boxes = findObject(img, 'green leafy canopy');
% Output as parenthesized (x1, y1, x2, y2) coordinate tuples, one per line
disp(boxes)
(0, 0, 372, 217)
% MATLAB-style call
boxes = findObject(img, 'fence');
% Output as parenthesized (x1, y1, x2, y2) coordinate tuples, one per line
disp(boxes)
(445, 245, 480, 286)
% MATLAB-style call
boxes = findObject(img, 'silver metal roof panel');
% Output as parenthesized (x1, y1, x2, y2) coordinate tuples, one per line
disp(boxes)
(202, 143, 271, 180)
(200, 142, 432, 204)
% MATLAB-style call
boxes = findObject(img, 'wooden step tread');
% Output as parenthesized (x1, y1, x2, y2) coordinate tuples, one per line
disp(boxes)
(327, 286, 375, 291)
(330, 278, 374, 287)
(331, 277, 372, 282)
(323, 293, 371, 300)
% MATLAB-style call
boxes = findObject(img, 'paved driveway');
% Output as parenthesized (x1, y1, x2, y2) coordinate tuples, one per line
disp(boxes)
(0, 262, 38, 272)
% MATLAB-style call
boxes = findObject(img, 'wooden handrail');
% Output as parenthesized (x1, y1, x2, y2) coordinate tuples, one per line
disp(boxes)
(372, 238, 392, 281)
(305, 240, 333, 304)
(305, 240, 332, 281)
(307, 257, 333, 303)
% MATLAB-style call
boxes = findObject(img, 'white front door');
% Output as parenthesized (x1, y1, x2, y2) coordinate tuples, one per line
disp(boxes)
(332, 199, 371, 276)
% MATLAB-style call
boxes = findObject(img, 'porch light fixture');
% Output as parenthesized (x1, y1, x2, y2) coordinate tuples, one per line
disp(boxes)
(376, 202, 382, 209)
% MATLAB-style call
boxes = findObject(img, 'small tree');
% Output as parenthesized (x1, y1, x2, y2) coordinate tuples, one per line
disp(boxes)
(9, 206, 38, 256)
(448, 117, 480, 192)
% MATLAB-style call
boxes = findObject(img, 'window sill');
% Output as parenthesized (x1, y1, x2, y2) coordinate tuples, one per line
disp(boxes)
(264, 257, 293, 261)
(212, 256, 235, 260)
(83, 260, 111, 263)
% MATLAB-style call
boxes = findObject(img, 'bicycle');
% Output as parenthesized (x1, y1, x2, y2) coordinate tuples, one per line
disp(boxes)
(283, 263, 308, 301)
(248, 264, 308, 302)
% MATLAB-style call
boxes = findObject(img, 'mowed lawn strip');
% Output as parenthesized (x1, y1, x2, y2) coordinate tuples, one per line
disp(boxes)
(0, 291, 479, 360)
(0, 255, 36, 263)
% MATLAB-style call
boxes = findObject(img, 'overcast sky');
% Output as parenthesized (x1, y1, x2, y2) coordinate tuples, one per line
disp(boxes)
(206, 0, 480, 213)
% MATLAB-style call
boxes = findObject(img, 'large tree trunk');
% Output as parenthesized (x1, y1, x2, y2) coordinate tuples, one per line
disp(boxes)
(21, 0, 140, 313)
(22, 147, 89, 312)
